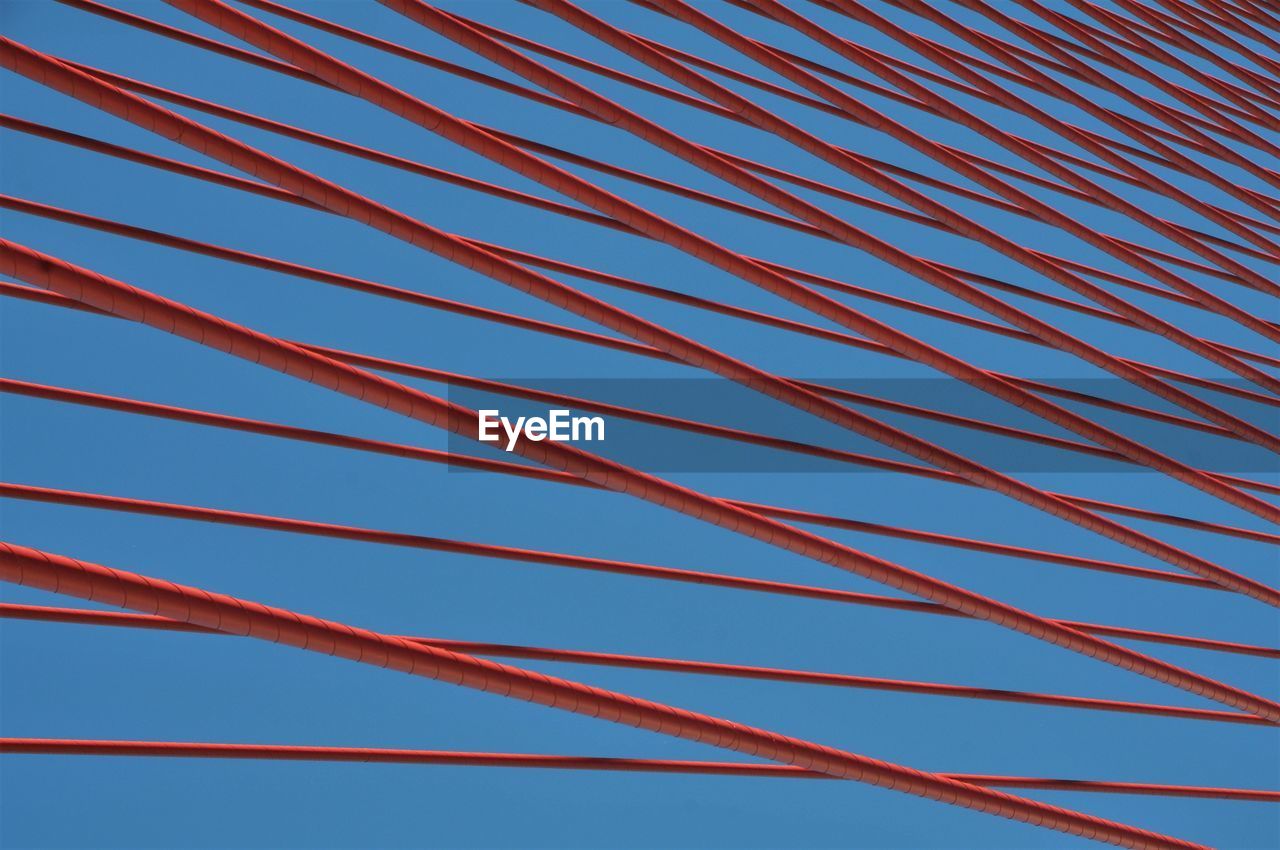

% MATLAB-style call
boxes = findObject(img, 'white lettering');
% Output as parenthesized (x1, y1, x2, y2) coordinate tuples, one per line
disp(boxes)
(478, 410, 500, 442)
(477, 409, 606, 451)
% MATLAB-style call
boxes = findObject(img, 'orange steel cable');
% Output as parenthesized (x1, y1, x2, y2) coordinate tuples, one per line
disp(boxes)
(8, 279, 1278, 549)
(2, 240, 1277, 724)
(0, 603, 1268, 725)
(0, 540, 1227, 849)
(3, 738, 1276, 801)
(6, 43, 1276, 604)
(140, 1, 1280, 522)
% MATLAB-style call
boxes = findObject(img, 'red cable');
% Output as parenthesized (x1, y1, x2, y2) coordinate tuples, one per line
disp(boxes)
(1091, 0, 1280, 103)
(854, 0, 1279, 151)
(382, 0, 1280, 444)
(12, 271, 1279, 546)
(19, 81, 1280, 380)
(245, 0, 1280, 216)
(4, 737, 1276, 800)
(4, 376, 1261, 591)
(2, 239, 1276, 723)
(0, 542, 1205, 849)
(56, 3, 1280, 325)
(233, 0, 1280, 278)
(790, 0, 1280, 273)
(3, 602, 1264, 724)
(675, 0, 1280, 280)
(9, 144, 1277, 410)
(1051, 0, 1280, 126)
(1074, 0, 1280, 104)
(949, 0, 1280, 202)
(866, 0, 1280, 130)
(9, 279, 1278, 548)
(2, 379, 1274, 657)
(8, 39, 1275, 601)
(163, 0, 1280, 523)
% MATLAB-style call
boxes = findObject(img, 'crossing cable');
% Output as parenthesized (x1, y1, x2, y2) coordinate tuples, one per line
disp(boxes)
(0, 197, 1192, 472)
(235, 0, 1280, 384)
(9, 141, 1279, 409)
(150, 1, 1280, 518)
(2, 738, 1277, 799)
(0, 603, 1270, 726)
(722, 0, 1280, 279)
(931, 0, 1280, 206)
(628, 7, 1280, 269)
(810, 0, 1280, 206)
(1084, 0, 1280, 103)
(10, 280, 1279, 548)
(245, 0, 1280, 211)
(4, 240, 1278, 725)
(1049, 0, 1280, 114)
(8, 142, 1277, 421)
(742, 0, 1278, 148)
(1203, 0, 1280, 31)
(0, 541, 1216, 850)
(842, 1, 1280, 155)
(983, 0, 1280, 109)
(850, 0, 1280, 133)
(5, 478, 1257, 626)
(448, 8, 1280, 284)
(863, 0, 1280, 217)
(1179, 0, 1280, 48)
(1192, 0, 1274, 28)
(42, 49, 1280, 349)
(235, 0, 1280, 274)
(364, 0, 1280, 413)
(693, 0, 1280, 298)
(639, 0, 1280, 277)
(56, 1, 1280, 305)
(2, 462, 1266, 660)
(14, 192, 1280, 481)
(1039, 0, 1280, 129)
(6, 376, 1270, 593)
(9, 42, 1279, 597)
(870, 0, 1280, 130)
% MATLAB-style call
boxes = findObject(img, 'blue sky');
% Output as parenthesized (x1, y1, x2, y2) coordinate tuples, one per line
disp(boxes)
(1, 1, 1277, 847)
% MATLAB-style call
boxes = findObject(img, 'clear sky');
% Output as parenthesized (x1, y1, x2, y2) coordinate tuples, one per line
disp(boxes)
(1, 1, 1277, 848)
